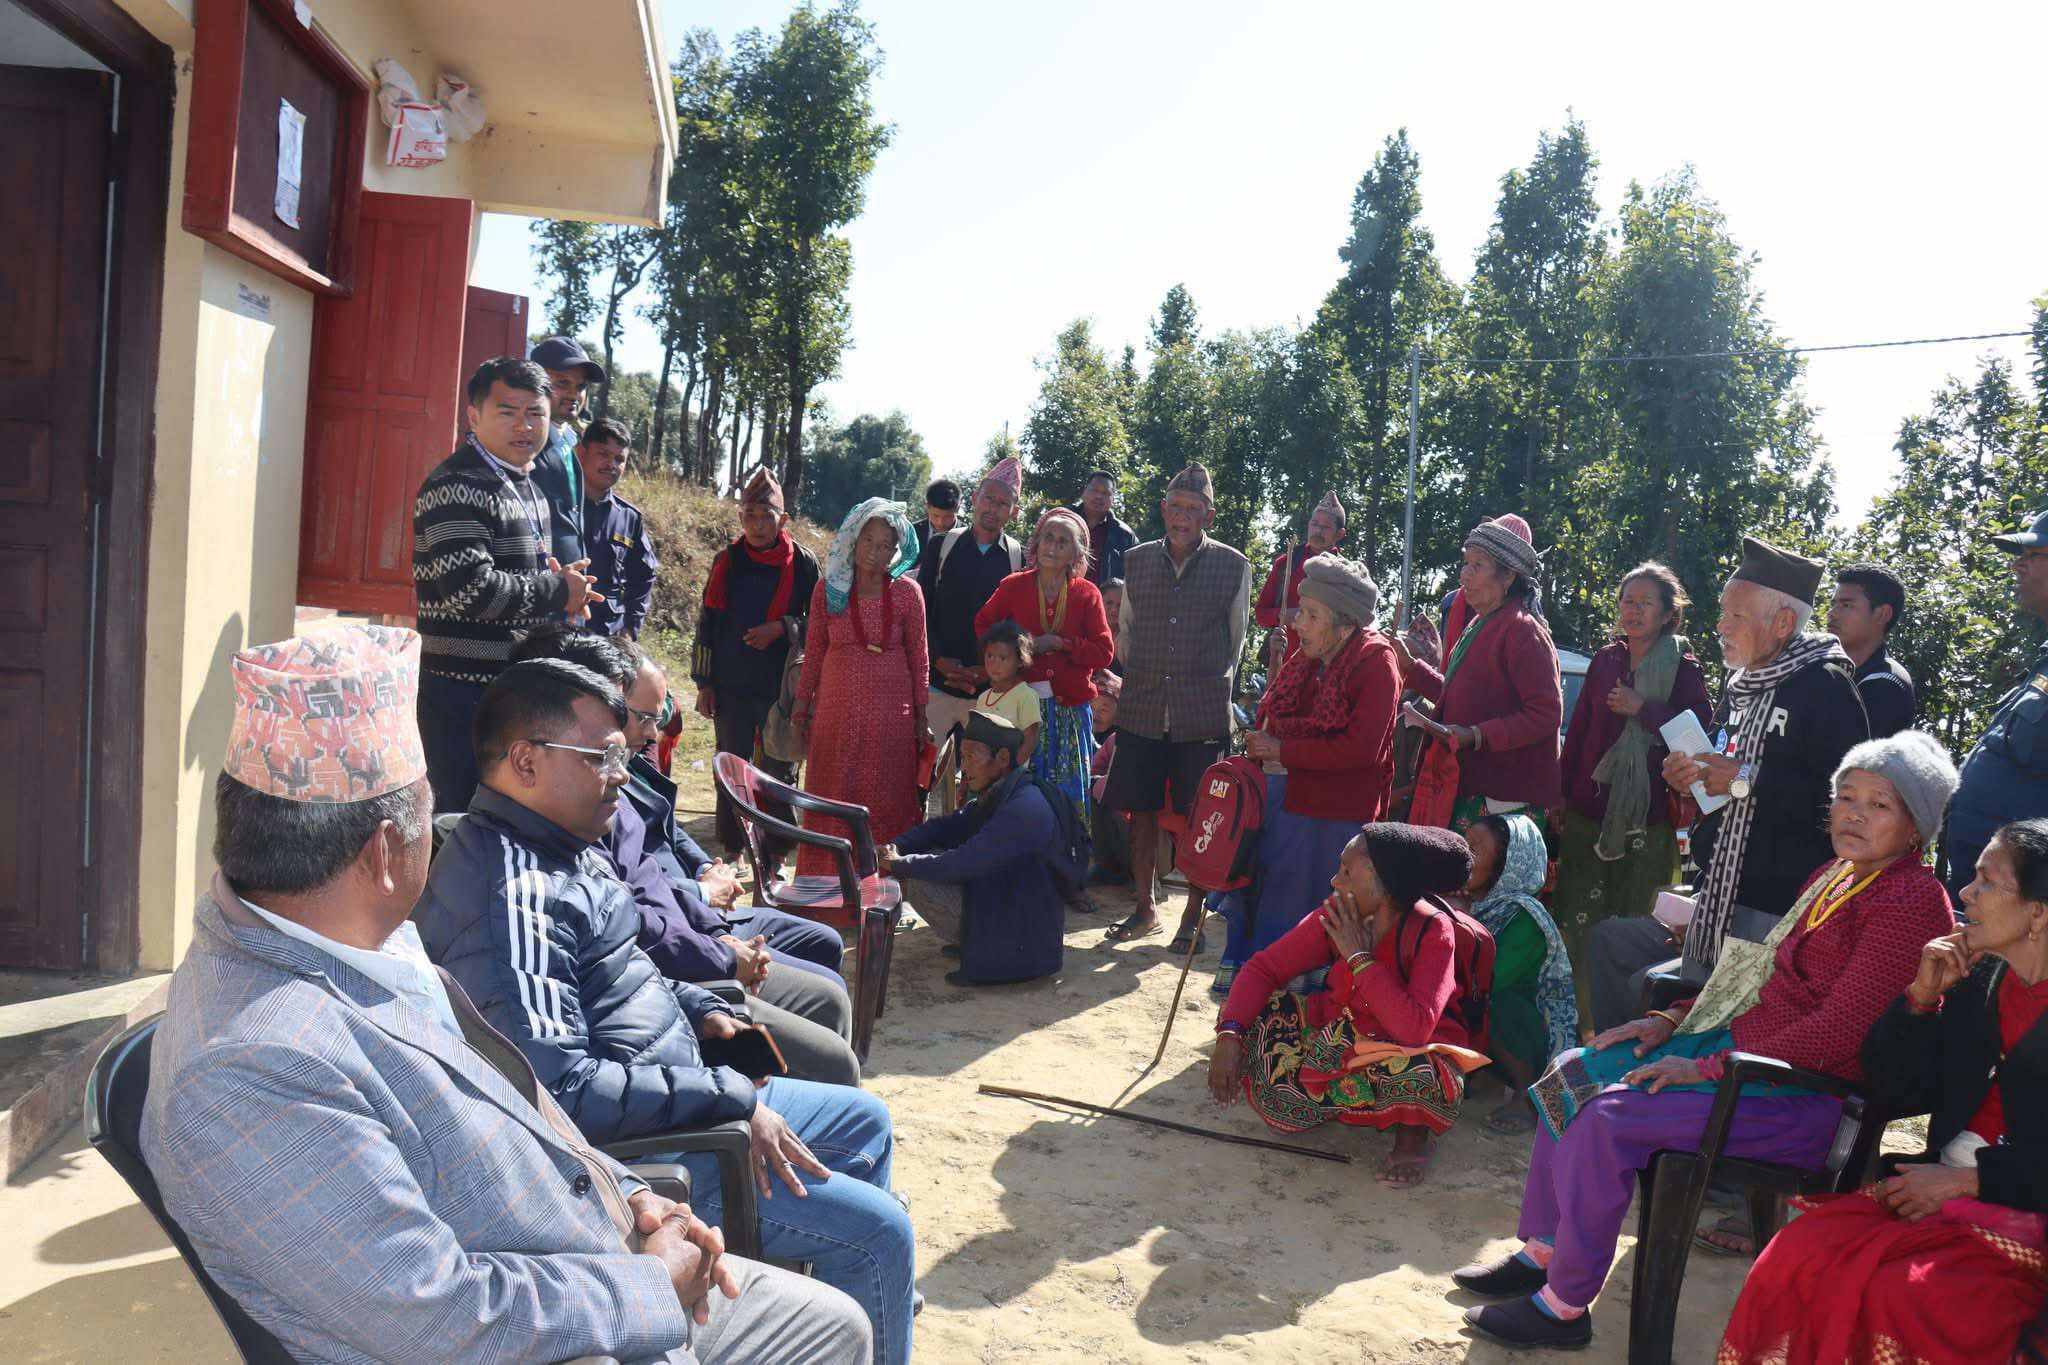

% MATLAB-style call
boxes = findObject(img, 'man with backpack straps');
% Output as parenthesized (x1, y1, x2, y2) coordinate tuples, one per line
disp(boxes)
(880, 712, 1067, 986)
(916, 457, 1024, 785)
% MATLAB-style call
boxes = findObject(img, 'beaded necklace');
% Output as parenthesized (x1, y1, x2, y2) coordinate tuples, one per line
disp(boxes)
(1803, 860, 1884, 933)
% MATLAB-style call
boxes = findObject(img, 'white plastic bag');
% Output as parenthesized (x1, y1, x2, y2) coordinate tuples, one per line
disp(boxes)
(372, 57, 420, 128)
(387, 101, 446, 167)
(436, 73, 486, 143)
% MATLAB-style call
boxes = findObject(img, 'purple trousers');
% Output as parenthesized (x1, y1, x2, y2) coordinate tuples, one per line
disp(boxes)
(1516, 1087, 1842, 1306)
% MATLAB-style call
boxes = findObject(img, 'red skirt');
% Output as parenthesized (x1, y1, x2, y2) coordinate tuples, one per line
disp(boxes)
(1719, 1185, 2048, 1365)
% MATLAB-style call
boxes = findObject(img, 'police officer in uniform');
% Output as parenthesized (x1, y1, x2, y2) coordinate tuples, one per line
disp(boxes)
(1942, 507, 2048, 900)
(575, 417, 658, 639)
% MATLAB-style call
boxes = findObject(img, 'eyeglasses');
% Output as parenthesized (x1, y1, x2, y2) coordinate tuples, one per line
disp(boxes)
(532, 739, 631, 777)
(625, 696, 671, 729)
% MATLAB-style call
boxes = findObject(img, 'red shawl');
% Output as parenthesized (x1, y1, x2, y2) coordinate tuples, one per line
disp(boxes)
(1258, 630, 1369, 739)
(703, 531, 798, 622)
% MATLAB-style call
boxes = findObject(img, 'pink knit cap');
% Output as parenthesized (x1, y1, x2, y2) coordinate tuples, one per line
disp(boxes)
(224, 624, 426, 802)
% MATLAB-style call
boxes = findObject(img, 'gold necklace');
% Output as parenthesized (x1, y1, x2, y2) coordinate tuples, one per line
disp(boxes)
(1804, 861, 1883, 932)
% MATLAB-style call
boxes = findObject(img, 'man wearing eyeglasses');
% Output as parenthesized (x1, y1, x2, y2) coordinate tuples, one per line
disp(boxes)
(416, 658, 918, 1361)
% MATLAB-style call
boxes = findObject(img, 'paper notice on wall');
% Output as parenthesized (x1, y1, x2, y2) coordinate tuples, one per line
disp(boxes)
(276, 99, 306, 229)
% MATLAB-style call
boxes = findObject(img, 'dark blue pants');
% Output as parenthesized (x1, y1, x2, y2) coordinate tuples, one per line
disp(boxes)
(418, 673, 488, 814)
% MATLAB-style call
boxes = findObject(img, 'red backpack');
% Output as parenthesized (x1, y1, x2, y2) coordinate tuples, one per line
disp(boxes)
(1177, 756, 1267, 892)
(1396, 896, 1498, 1050)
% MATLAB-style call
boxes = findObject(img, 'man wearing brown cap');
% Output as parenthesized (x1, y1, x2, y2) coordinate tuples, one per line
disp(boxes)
(1255, 490, 1346, 670)
(1584, 536, 1870, 1029)
(1102, 462, 1252, 944)
(692, 466, 820, 857)
(142, 625, 865, 1363)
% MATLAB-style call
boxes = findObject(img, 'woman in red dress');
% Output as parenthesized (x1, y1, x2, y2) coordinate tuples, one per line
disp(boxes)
(1718, 817, 2048, 1365)
(793, 498, 929, 878)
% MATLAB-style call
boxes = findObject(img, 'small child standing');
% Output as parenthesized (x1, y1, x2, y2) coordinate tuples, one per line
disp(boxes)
(976, 621, 1042, 766)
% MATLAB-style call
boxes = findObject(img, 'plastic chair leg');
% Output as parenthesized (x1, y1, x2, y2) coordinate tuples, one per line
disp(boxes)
(1629, 1152, 1708, 1365)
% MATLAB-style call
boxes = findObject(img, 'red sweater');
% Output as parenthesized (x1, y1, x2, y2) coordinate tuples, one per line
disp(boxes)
(1220, 900, 1468, 1049)
(1404, 604, 1563, 808)
(1710, 859, 1956, 1083)
(1559, 639, 1714, 824)
(973, 571, 1115, 707)
(1263, 631, 1402, 822)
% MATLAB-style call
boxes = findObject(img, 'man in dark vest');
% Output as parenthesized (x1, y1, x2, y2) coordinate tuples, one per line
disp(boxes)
(1585, 535, 1868, 1029)
(1943, 507, 2048, 901)
(1101, 462, 1250, 945)
(1827, 562, 1915, 739)
(692, 466, 819, 857)
(916, 457, 1023, 778)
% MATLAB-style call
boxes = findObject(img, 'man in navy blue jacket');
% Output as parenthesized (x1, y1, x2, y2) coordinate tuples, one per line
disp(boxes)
(416, 659, 916, 1360)
(882, 712, 1064, 987)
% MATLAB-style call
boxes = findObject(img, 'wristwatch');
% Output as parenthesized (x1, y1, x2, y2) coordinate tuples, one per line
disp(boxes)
(1729, 761, 1755, 800)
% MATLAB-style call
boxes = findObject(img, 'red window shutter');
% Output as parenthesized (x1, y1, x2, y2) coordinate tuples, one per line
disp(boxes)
(459, 286, 530, 430)
(298, 191, 473, 615)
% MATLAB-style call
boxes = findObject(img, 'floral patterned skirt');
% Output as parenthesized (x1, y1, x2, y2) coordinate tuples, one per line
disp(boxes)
(1242, 991, 1477, 1136)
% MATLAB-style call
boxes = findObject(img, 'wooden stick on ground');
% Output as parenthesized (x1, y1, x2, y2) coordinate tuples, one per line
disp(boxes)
(978, 1084, 1352, 1163)
(1149, 925, 1205, 1068)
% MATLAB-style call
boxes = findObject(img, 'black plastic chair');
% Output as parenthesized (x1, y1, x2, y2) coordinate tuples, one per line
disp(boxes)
(1626, 1050, 1887, 1365)
(84, 1016, 297, 1365)
(714, 753, 902, 1064)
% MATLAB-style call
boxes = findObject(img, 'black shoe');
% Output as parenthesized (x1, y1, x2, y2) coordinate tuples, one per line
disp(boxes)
(940, 943, 961, 959)
(1464, 1296, 1591, 1350)
(1451, 1251, 1548, 1298)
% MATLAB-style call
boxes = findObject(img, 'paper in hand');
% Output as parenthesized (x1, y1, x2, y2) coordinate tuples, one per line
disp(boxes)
(1658, 711, 1729, 815)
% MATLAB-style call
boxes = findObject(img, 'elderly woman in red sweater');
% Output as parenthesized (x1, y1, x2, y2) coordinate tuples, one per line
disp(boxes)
(1211, 555, 1401, 991)
(1454, 730, 1960, 1350)
(973, 507, 1115, 865)
(1210, 823, 1484, 1187)
(1395, 515, 1562, 833)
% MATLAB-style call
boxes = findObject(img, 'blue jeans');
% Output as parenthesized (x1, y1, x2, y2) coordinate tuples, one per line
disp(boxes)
(729, 906, 846, 980)
(673, 1078, 914, 1365)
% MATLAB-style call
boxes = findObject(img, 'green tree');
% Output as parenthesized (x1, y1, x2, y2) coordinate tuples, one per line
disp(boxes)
(735, 0, 893, 508)
(1134, 285, 1219, 507)
(1320, 129, 1459, 565)
(1021, 318, 1132, 506)
(797, 409, 933, 529)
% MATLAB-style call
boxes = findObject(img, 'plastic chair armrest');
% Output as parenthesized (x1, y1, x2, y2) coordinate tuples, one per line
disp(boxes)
(624, 1162, 692, 1206)
(603, 1119, 761, 1259)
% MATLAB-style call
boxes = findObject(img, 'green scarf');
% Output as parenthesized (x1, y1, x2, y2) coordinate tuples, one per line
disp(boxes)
(1587, 634, 1682, 861)
(1442, 609, 1497, 689)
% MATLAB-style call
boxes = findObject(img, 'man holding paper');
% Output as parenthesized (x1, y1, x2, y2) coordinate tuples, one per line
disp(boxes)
(1583, 537, 1869, 1029)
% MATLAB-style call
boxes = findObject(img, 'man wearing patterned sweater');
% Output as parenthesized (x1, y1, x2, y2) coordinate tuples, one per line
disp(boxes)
(413, 357, 602, 811)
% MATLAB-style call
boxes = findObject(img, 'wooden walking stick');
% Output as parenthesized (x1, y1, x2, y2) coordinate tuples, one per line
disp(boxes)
(1149, 921, 1206, 1068)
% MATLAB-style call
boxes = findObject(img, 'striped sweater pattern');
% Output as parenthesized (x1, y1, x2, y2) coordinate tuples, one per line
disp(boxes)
(413, 441, 567, 683)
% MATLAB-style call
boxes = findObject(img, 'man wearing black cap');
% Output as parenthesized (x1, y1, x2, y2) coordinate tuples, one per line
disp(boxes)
(1584, 536, 1869, 1029)
(530, 335, 608, 567)
(879, 712, 1065, 988)
(1941, 507, 2048, 901)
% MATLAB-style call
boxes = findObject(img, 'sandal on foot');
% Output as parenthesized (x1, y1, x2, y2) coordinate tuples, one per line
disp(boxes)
(1483, 1102, 1538, 1138)
(1166, 927, 1208, 955)
(1376, 1146, 1435, 1189)
(1102, 914, 1162, 944)
(1693, 1213, 1755, 1257)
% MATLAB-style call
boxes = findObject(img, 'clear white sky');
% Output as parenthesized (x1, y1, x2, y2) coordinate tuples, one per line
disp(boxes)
(470, 0, 2047, 527)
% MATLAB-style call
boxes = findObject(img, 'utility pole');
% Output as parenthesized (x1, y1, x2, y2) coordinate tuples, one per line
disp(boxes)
(1399, 346, 1419, 629)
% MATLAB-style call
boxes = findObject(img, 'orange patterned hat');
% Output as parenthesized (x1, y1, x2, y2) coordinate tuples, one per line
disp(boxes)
(224, 624, 426, 803)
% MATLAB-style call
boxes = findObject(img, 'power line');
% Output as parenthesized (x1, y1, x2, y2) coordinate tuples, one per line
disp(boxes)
(1448, 328, 2034, 369)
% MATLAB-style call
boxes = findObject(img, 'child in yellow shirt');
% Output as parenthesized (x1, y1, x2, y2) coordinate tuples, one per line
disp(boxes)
(975, 621, 1041, 766)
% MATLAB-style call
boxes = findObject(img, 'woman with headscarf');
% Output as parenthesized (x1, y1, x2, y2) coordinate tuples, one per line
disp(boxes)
(1210, 823, 1486, 1188)
(1211, 555, 1402, 989)
(972, 506, 1115, 866)
(1719, 816, 2048, 1365)
(1454, 731, 1960, 1350)
(1553, 562, 1712, 1018)
(1462, 813, 1579, 1135)
(1394, 516, 1563, 835)
(792, 498, 929, 878)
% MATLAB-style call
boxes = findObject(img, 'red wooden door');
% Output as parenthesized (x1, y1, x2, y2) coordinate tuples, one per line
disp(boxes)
(0, 67, 110, 968)
(298, 191, 473, 615)
(459, 286, 530, 429)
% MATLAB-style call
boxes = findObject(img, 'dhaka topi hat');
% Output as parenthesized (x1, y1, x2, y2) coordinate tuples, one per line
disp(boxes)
(225, 623, 426, 802)
(741, 464, 784, 512)
(1314, 490, 1346, 528)
(1166, 462, 1215, 505)
(981, 456, 1023, 500)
